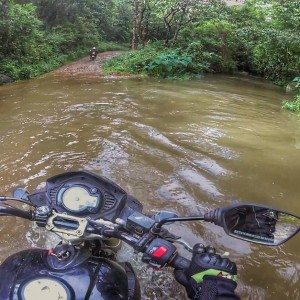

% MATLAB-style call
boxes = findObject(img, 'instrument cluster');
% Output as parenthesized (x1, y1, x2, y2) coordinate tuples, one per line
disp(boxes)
(29, 170, 142, 222)
(57, 185, 102, 214)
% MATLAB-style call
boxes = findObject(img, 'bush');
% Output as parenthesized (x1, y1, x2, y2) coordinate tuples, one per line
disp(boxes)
(145, 52, 193, 77)
(97, 41, 129, 52)
(104, 44, 197, 78)
(181, 20, 239, 74)
(0, 1, 109, 80)
(282, 93, 300, 112)
(104, 44, 164, 74)
(252, 29, 300, 84)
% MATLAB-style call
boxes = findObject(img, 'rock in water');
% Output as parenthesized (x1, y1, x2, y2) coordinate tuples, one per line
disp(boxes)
(286, 81, 298, 93)
(0, 74, 13, 84)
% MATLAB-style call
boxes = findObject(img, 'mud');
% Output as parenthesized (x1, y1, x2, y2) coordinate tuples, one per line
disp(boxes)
(52, 51, 138, 79)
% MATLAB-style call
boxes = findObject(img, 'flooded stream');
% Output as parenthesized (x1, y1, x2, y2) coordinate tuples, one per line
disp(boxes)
(0, 73, 299, 299)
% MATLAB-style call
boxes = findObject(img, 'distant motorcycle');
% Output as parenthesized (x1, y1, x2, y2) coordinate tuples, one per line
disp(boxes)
(90, 47, 98, 61)
(0, 170, 299, 299)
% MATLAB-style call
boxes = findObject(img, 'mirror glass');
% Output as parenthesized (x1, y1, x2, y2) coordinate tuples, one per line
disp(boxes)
(223, 205, 300, 245)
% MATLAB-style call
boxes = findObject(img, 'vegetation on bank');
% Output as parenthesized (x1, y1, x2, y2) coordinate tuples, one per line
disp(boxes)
(282, 78, 300, 113)
(1, 0, 299, 113)
(104, 0, 299, 86)
(0, 0, 130, 80)
(282, 94, 300, 113)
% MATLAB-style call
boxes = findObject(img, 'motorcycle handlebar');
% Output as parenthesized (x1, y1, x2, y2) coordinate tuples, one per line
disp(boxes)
(0, 202, 193, 273)
(170, 254, 191, 270)
(0, 204, 33, 220)
(102, 227, 191, 271)
(0, 197, 192, 271)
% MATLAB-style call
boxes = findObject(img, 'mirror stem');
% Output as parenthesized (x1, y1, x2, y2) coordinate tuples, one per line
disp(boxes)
(204, 208, 223, 226)
(153, 215, 205, 234)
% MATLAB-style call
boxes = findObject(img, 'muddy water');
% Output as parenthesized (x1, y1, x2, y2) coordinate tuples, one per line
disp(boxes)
(0, 74, 299, 299)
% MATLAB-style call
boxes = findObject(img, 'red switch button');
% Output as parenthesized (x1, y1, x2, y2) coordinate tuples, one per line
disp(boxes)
(152, 246, 168, 258)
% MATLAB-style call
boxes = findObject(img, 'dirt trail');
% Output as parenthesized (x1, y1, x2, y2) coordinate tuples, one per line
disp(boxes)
(52, 51, 123, 78)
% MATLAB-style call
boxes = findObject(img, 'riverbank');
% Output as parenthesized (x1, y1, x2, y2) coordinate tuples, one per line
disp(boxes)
(0, 49, 136, 85)
(52, 51, 122, 77)
(51, 50, 143, 80)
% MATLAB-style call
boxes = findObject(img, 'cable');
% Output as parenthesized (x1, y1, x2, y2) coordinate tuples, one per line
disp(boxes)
(0, 196, 35, 206)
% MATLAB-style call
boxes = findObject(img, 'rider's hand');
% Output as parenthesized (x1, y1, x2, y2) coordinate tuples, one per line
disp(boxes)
(174, 244, 239, 299)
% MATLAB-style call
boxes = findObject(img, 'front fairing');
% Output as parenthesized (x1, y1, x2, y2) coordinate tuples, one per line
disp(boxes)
(0, 249, 129, 300)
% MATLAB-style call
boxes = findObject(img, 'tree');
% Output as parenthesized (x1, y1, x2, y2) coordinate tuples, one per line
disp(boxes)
(160, 0, 197, 46)
(131, 0, 147, 49)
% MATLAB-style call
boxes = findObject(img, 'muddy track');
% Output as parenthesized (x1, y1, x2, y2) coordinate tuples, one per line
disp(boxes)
(52, 51, 125, 78)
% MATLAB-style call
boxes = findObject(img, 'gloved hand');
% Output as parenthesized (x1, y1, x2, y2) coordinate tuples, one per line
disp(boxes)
(174, 244, 239, 299)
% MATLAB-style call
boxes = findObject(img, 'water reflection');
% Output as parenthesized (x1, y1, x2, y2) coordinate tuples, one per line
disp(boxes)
(0, 75, 299, 299)
(224, 205, 300, 245)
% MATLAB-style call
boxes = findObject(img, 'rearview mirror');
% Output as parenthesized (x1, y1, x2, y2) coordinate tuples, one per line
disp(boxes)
(13, 188, 29, 201)
(221, 204, 300, 245)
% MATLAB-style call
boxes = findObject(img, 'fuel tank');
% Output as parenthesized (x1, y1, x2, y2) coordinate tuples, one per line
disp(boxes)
(0, 247, 140, 300)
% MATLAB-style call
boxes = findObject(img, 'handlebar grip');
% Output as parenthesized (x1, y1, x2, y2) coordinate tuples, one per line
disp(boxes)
(171, 255, 190, 270)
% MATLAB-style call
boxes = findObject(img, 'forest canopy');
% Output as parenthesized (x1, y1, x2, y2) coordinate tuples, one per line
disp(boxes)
(0, 0, 299, 84)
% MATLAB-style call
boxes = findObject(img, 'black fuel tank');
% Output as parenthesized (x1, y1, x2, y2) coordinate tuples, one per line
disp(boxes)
(0, 248, 137, 300)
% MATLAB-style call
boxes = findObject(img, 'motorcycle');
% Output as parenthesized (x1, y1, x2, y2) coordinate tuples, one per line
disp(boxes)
(90, 50, 97, 61)
(0, 170, 299, 299)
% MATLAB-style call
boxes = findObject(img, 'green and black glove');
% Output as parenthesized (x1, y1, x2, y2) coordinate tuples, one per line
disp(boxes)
(174, 244, 239, 300)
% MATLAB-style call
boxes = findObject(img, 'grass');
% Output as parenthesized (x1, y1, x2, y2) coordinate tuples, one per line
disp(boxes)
(282, 93, 300, 113)
(0, 41, 129, 81)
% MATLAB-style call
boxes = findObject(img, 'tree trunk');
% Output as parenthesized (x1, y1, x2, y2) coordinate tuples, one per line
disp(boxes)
(131, 0, 148, 50)
(0, 0, 9, 18)
(131, 0, 139, 50)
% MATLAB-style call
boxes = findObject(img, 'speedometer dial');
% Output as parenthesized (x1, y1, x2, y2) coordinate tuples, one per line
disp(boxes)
(58, 186, 101, 213)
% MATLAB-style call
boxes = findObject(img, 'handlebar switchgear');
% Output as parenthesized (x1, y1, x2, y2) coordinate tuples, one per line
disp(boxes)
(142, 238, 177, 268)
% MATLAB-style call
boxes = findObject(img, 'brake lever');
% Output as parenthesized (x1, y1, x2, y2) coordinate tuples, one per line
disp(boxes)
(173, 238, 193, 253)
(155, 227, 193, 252)
(172, 239, 230, 256)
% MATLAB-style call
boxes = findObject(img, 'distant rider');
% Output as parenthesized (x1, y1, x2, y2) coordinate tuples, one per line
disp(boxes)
(89, 46, 98, 60)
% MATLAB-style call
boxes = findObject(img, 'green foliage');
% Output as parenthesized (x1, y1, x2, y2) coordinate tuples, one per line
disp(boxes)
(0, 0, 132, 80)
(97, 41, 129, 52)
(283, 76, 300, 112)
(0, 3, 42, 58)
(105, 0, 300, 83)
(104, 44, 163, 74)
(145, 52, 193, 77)
(105, 45, 195, 78)
(125, 0, 299, 84)
(182, 20, 239, 73)
(282, 93, 300, 113)
(252, 29, 300, 83)
(271, 0, 300, 31)
(0, 0, 299, 85)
